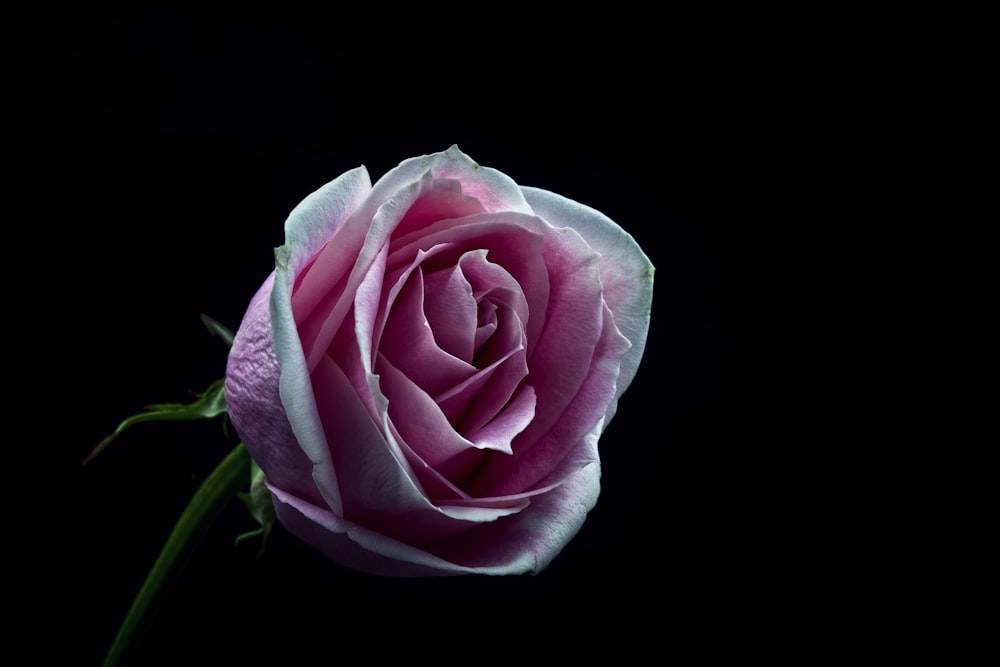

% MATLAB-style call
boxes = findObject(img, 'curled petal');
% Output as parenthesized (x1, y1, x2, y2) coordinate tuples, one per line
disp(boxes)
(522, 186, 655, 407)
(269, 452, 597, 576)
(225, 273, 319, 506)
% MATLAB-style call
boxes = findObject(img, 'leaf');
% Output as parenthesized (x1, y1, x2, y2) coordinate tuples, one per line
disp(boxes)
(83, 378, 227, 465)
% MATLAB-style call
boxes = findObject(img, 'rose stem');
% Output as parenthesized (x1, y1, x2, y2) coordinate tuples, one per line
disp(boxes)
(102, 442, 252, 667)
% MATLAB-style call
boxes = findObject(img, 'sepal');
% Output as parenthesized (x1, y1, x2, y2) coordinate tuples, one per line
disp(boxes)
(84, 378, 227, 464)
(235, 460, 275, 555)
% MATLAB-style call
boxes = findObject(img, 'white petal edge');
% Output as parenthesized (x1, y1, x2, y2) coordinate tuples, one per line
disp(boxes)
(521, 186, 654, 406)
(357, 145, 534, 224)
(271, 166, 374, 516)
(282, 166, 373, 277)
(268, 454, 599, 577)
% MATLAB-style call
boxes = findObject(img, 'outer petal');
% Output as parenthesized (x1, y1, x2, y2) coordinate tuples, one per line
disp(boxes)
(421, 453, 601, 573)
(269, 486, 474, 577)
(271, 166, 373, 515)
(283, 166, 374, 290)
(521, 186, 654, 406)
(366, 145, 534, 224)
(478, 302, 630, 496)
(225, 273, 320, 506)
(269, 452, 599, 576)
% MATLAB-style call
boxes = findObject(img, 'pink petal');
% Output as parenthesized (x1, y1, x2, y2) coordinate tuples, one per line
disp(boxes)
(435, 299, 528, 435)
(484, 303, 631, 496)
(269, 450, 593, 577)
(268, 168, 376, 515)
(468, 384, 537, 453)
(269, 486, 472, 577)
(388, 215, 550, 354)
(421, 260, 478, 362)
(281, 166, 374, 334)
(521, 186, 655, 410)
(481, 227, 604, 484)
(373, 146, 534, 222)
(421, 457, 601, 573)
(310, 354, 526, 545)
(454, 248, 530, 357)
(293, 178, 423, 372)
(393, 175, 487, 240)
(375, 351, 486, 468)
(377, 258, 477, 397)
(474, 301, 497, 350)
(296, 147, 531, 374)
(225, 273, 321, 507)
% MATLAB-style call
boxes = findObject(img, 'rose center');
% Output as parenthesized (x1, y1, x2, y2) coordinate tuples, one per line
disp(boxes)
(375, 245, 532, 462)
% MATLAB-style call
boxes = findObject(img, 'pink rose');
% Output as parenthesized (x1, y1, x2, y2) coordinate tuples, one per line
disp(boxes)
(224, 146, 653, 576)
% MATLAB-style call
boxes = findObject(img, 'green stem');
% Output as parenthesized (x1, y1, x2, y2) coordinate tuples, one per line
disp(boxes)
(103, 443, 251, 667)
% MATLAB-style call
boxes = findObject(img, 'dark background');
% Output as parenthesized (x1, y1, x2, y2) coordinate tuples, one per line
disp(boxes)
(20, 8, 849, 666)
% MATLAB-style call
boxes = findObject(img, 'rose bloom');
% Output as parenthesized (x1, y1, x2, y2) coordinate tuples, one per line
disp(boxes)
(225, 146, 653, 576)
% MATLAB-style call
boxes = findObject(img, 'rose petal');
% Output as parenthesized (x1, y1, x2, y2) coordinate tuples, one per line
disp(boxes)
(385, 211, 614, 497)
(375, 352, 489, 467)
(468, 384, 536, 453)
(269, 453, 594, 577)
(296, 143, 531, 370)
(372, 146, 534, 224)
(378, 257, 477, 397)
(310, 353, 424, 517)
(269, 486, 473, 577)
(454, 248, 531, 353)
(521, 186, 655, 410)
(225, 273, 320, 506)
(311, 354, 526, 544)
(435, 299, 528, 435)
(421, 259, 478, 362)
(426, 457, 601, 573)
(296, 145, 533, 368)
(281, 166, 374, 283)
(393, 175, 487, 240)
(492, 228, 606, 473)
(294, 173, 427, 372)
(281, 167, 374, 329)
(269, 166, 375, 515)
(474, 301, 497, 350)
(483, 303, 631, 496)
(388, 215, 549, 354)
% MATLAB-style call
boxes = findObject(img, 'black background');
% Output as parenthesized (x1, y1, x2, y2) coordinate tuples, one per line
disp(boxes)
(20, 8, 845, 666)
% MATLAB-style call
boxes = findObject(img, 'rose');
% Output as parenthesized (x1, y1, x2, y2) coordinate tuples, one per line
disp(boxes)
(224, 146, 653, 576)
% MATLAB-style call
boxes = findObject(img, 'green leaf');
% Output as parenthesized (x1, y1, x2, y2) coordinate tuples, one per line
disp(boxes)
(102, 443, 252, 667)
(84, 379, 227, 465)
